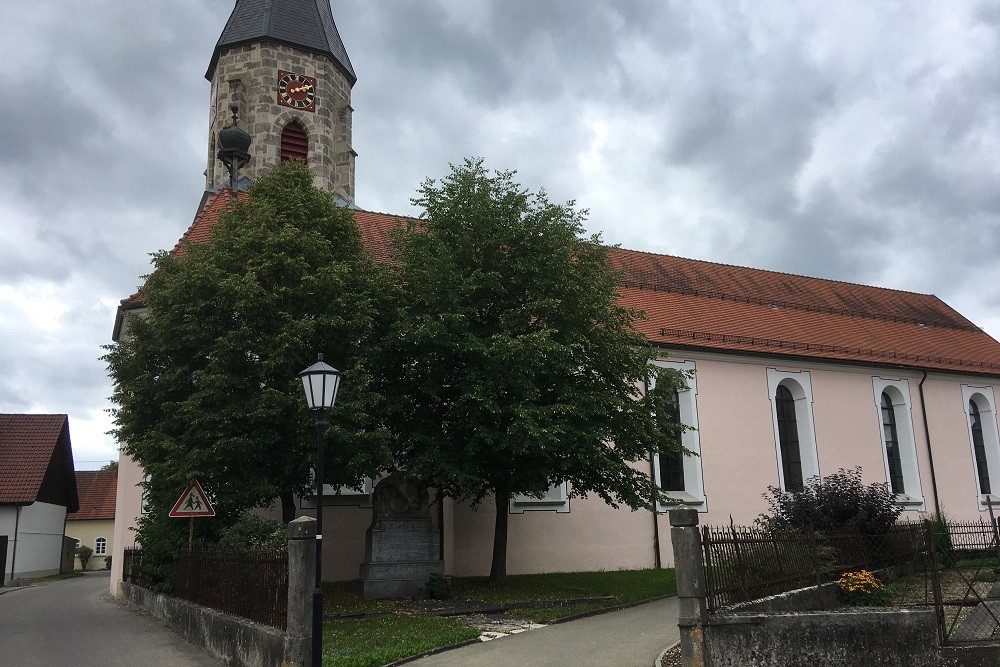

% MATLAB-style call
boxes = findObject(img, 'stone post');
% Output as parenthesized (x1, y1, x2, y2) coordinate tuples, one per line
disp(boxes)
(670, 508, 708, 667)
(285, 516, 317, 666)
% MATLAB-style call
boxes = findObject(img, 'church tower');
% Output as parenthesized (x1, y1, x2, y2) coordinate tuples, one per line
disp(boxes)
(205, 0, 357, 202)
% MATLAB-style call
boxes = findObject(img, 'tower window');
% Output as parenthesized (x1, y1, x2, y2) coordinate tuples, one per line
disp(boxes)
(281, 121, 308, 163)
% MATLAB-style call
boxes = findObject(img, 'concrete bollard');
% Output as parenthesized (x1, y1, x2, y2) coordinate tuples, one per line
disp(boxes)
(285, 516, 317, 667)
(670, 508, 708, 667)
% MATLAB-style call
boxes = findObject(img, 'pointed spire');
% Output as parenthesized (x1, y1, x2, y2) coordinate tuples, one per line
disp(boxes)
(207, 0, 356, 84)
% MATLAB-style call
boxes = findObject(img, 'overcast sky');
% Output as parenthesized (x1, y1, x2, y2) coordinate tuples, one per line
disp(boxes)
(2, 1, 999, 470)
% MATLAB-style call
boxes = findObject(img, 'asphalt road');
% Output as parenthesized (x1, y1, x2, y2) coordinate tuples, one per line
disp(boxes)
(0, 571, 219, 667)
(408, 596, 680, 667)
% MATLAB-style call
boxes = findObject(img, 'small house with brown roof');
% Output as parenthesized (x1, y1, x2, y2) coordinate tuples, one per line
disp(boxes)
(0, 414, 79, 584)
(110, 0, 1000, 588)
(67, 469, 117, 570)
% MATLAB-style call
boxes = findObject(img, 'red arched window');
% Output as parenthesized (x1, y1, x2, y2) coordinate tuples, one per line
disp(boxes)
(280, 121, 308, 163)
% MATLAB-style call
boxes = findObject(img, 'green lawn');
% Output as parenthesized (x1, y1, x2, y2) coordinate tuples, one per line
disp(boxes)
(320, 568, 676, 666)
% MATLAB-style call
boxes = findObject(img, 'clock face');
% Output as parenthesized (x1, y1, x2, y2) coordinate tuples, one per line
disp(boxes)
(277, 71, 317, 112)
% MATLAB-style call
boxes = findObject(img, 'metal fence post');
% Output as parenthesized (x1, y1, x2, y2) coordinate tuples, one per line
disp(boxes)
(670, 508, 708, 667)
(286, 516, 317, 666)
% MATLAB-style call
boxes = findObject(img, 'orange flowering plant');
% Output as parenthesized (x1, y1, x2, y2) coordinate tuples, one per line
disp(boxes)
(837, 569, 893, 606)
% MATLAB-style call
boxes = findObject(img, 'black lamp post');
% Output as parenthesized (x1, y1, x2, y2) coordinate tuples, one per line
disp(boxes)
(299, 354, 342, 667)
(216, 103, 251, 199)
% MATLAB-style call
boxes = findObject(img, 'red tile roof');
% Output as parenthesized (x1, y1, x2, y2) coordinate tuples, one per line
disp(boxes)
(0, 414, 76, 506)
(123, 190, 1000, 377)
(71, 469, 117, 521)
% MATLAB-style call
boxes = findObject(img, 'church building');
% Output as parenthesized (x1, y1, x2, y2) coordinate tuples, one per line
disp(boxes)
(110, 0, 1000, 592)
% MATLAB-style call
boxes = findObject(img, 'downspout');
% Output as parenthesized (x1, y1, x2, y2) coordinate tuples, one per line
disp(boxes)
(10, 505, 20, 582)
(646, 377, 662, 569)
(650, 454, 662, 569)
(918, 370, 943, 519)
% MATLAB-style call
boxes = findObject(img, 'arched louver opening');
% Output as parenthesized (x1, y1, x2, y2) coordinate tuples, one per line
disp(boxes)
(280, 121, 308, 164)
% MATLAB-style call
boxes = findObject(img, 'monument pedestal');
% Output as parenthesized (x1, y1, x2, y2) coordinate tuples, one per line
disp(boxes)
(357, 475, 444, 598)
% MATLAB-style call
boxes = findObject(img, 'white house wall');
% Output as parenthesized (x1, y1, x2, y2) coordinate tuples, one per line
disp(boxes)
(1, 502, 67, 581)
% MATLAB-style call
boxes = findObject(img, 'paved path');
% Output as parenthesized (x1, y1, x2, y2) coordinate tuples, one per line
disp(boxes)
(408, 596, 680, 667)
(0, 572, 219, 667)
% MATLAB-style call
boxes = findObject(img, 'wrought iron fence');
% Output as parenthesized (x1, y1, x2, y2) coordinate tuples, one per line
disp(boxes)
(702, 521, 927, 612)
(123, 547, 289, 631)
(172, 548, 289, 630)
(700, 517, 1000, 646)
(122, 547, 158, 590)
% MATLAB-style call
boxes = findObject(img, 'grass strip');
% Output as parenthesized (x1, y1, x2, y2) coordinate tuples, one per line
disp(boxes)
(322, 614, 479, 667)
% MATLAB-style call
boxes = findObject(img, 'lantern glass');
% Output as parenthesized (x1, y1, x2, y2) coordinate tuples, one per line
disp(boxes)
(299, 355, 341, 411)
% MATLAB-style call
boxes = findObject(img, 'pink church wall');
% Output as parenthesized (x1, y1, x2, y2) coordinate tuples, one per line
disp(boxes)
(109, 351, 1000, 584)
(109, 451, 144, 595)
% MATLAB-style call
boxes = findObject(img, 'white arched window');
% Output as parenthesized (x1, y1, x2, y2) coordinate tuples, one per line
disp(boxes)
(767, 369, 820, 492)
(872, 378, 924, 510)
(94, 537, 107, 556)
(651, 360, 706, 512)
(962, 385, 1000, 509)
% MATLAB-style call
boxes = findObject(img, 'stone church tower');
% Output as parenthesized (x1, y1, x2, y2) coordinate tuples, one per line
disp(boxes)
(204, 0, 357, 202)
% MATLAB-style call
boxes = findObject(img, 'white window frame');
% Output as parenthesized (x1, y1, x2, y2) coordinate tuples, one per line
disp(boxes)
(961, 385, 1000, 510)
(94, 537, 107, 556)
(300, 475, 374, 508)
(650, 360, 707, 512)
(872, 377, 925, 511)
(767, 368, 820, 492)
(510, 481, 570, 513)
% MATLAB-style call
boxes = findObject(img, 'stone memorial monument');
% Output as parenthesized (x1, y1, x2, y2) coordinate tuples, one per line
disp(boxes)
(358, 474, 444, 598)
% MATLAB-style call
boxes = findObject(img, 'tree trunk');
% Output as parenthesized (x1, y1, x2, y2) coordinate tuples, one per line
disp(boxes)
(489, 488, 510, 585)
(280, 489, 295, 524)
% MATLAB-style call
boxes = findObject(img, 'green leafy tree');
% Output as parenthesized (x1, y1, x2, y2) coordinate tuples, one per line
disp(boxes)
(104, 161, 394, 584)
(381, 158, 686, 583)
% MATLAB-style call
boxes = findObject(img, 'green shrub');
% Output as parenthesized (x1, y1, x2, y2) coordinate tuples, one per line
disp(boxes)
(422, 572, 452, 599)
(76, 545, 93, 570)
(217, 514, 287, 550)
(757, 467, 901, 536)
(104, 555, 112, 570)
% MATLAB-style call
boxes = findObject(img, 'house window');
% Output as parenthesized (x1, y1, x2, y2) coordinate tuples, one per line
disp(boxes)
(280, 121, 308, 163)
(510, 481, 570, 513)
(962, 385, 1000, 509)
(767, 369, 820, 492)
(872, 378, 924, 509)
(94, 537, 107, 556)
(650, 359, 706, 511)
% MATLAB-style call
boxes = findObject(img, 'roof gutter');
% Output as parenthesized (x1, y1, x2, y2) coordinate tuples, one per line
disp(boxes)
(919, 370, 942, 519)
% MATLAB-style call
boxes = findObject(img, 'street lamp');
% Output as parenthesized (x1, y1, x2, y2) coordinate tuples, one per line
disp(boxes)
(216, 103, 251, 199)
(299, 354, 342, 667)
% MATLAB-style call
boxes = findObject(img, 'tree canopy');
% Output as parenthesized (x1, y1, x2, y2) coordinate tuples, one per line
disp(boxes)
(381, 158, 686, 582)
(104, 161, 394, 567)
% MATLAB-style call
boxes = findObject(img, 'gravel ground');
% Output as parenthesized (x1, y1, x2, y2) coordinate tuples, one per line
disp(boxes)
(658, 643, 681, 667)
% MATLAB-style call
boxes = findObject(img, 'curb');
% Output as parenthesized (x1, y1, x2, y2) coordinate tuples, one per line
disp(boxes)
(655, 641, 680, 667)
(548, 593, 676, 625)
(382, 637, 483, 666)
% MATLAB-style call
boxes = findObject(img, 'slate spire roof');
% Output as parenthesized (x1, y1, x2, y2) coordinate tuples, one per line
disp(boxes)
(207, 0, 356, 84)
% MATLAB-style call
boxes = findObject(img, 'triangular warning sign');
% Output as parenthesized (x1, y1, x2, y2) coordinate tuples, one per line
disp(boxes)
(169, 480, 216, 517)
